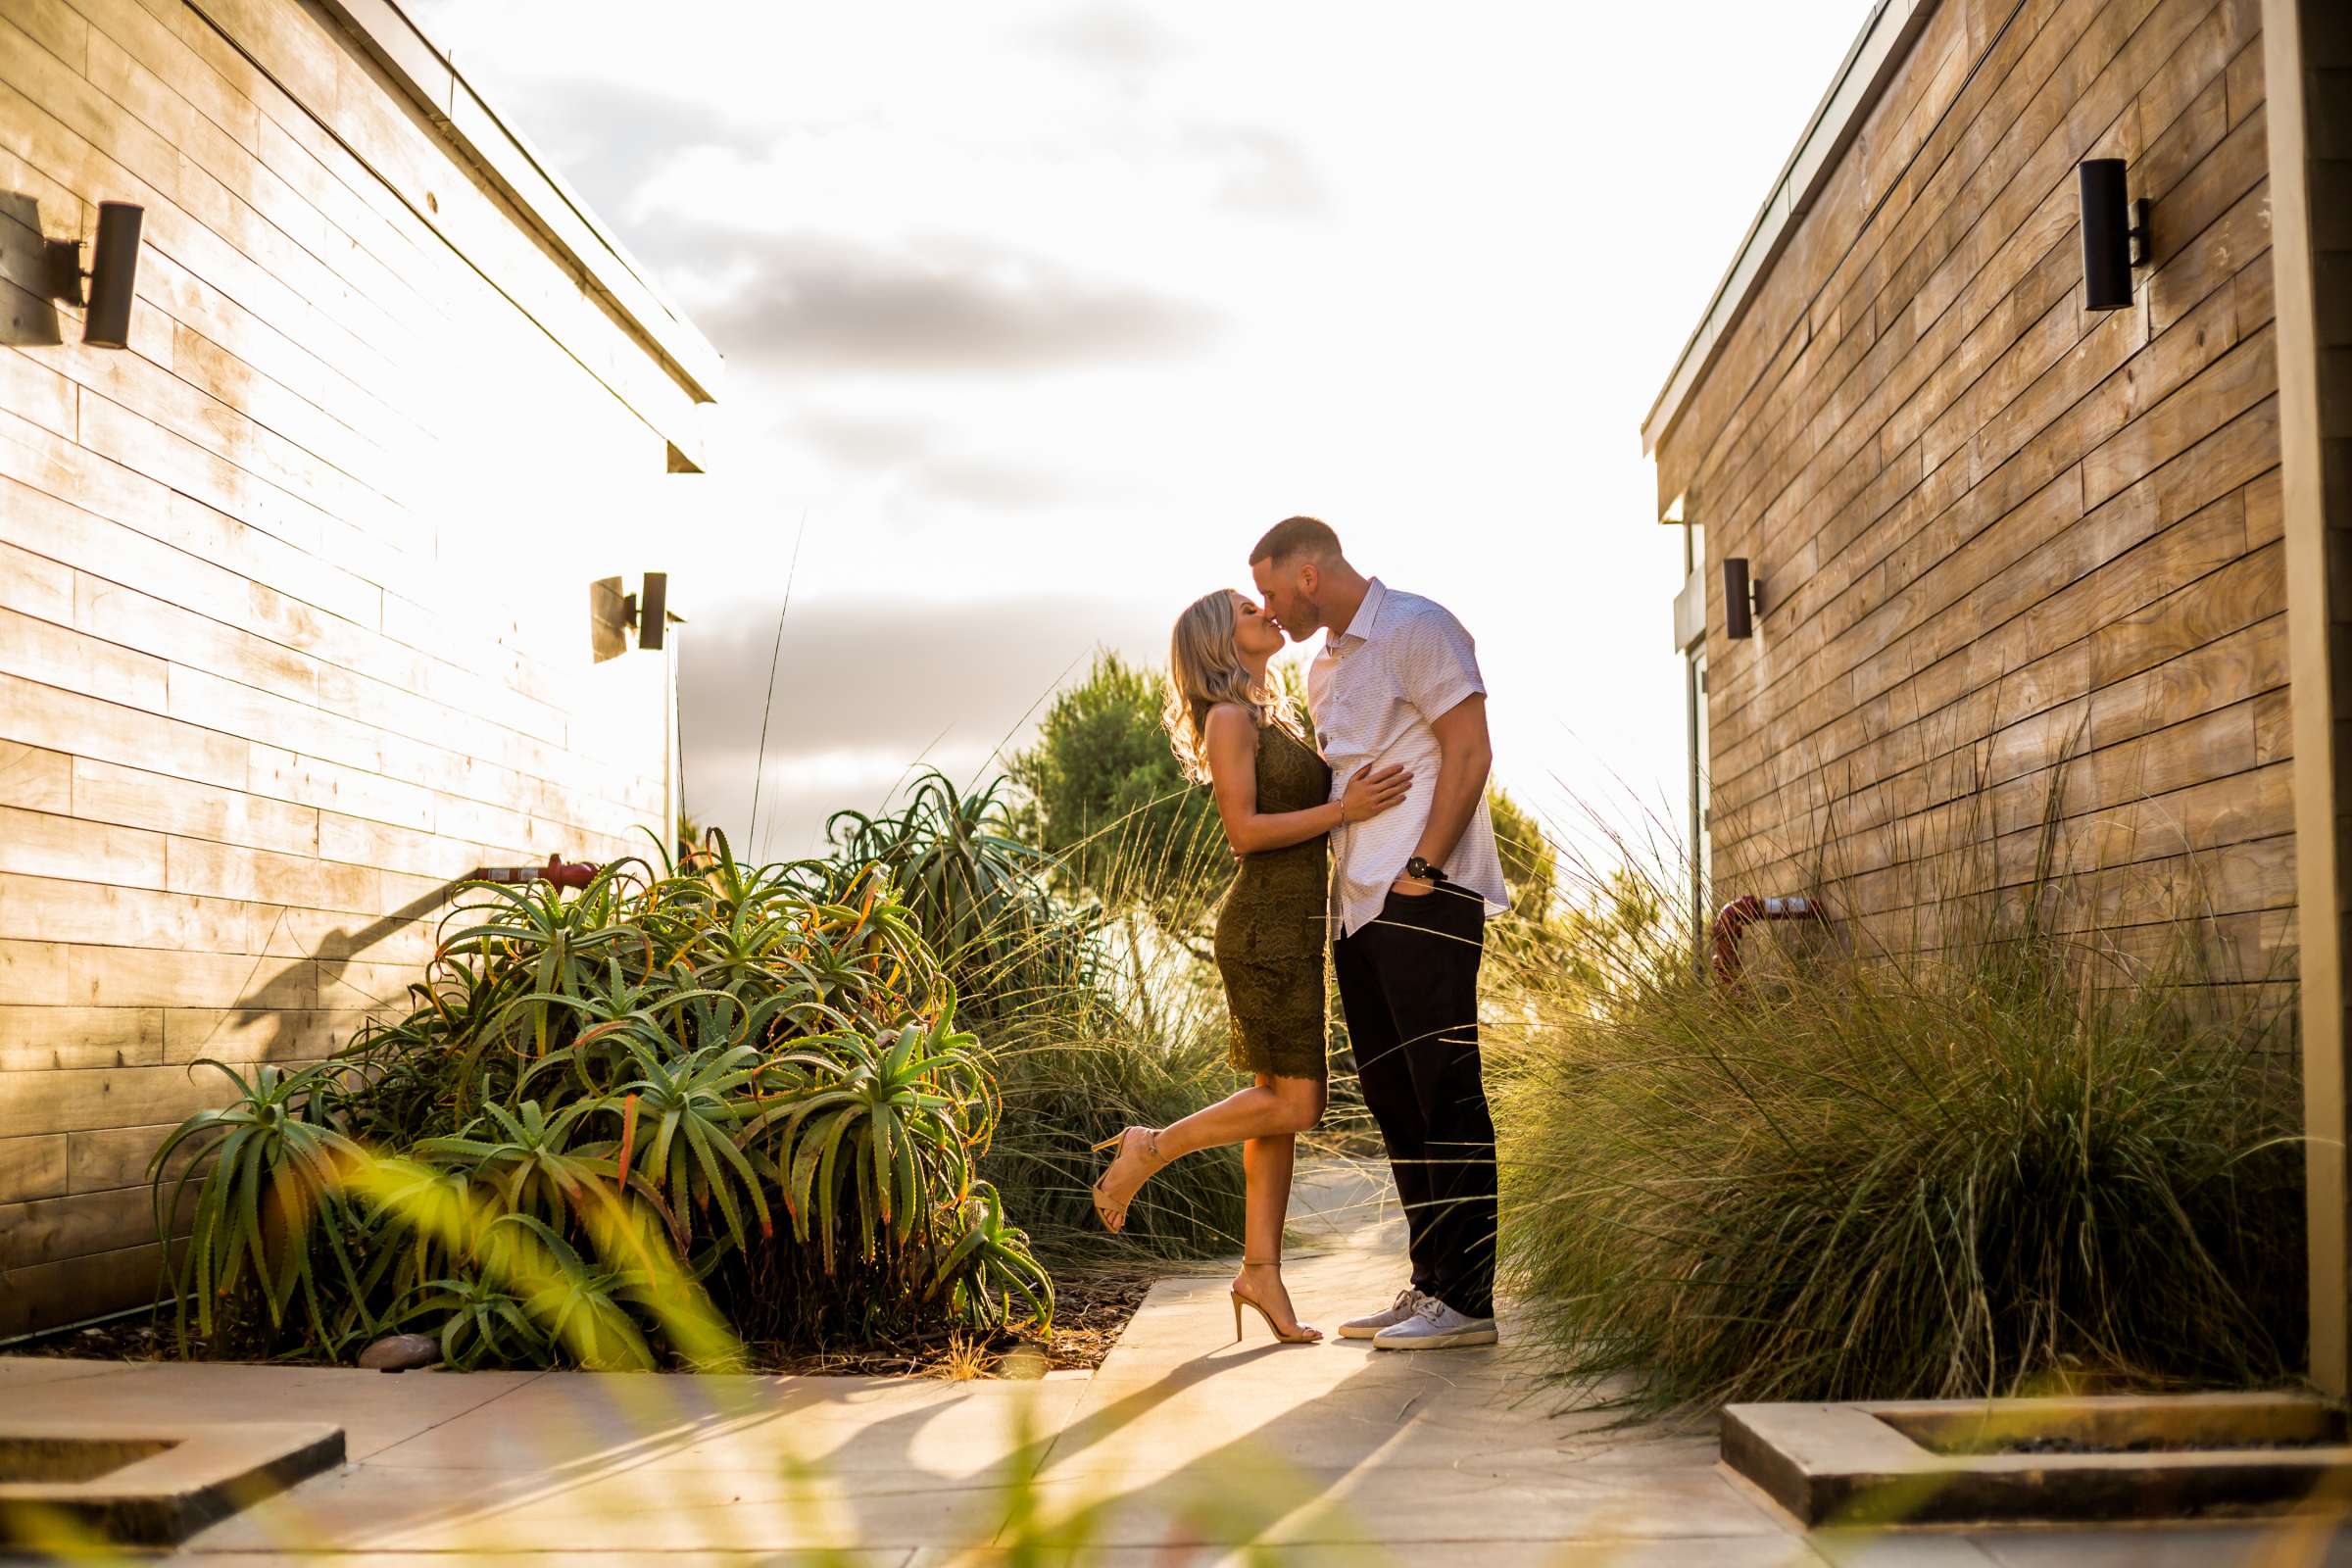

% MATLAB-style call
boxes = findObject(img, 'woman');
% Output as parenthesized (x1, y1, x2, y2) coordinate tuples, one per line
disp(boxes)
(1090, 589, 1408, 1344)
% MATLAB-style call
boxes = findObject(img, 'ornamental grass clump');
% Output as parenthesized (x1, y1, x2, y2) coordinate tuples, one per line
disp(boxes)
(828, 769, 1250, 1259)
(1491, 806, 2303, 1414)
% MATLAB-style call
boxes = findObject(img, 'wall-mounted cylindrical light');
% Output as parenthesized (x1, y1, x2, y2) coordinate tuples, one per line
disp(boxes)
(1724, 557, 1755, 640)
(2077, 160, 2146, 312)
(636, 570, 668, 651)
(82, 202, 144, 348)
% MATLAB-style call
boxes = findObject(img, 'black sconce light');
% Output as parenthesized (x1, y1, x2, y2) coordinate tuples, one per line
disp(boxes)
(1724, 557, 1759, 640)
(627, 571, 668, 651)
(591, 571, 676, 661)
(2077, 160, 2147, 312)
(41, 202, 144, 348)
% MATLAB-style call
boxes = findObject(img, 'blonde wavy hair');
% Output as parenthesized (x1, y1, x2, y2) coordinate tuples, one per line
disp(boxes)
(1161, 590, 1300, 785)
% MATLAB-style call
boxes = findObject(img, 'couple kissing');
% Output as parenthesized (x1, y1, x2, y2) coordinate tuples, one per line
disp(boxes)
(1089, 514, 1506, 1352)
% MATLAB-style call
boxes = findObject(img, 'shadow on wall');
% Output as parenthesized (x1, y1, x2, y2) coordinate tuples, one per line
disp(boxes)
(192, 882, 471, 1065)
(1, 192, 67, 348)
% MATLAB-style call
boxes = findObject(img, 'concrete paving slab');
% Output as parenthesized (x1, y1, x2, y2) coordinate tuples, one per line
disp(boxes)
(1085, 1332, 1520, 1389)
(4, 1357, 162, 1392)
(185, 1464, 1033, 1553)
(6, 1362, 543, 1462)
(363, 1369, 1091, 1481)
(1043, 1255, 1671, 1490)
(1087, 1286, 1533, 1383)
(159, 1556, 912, 1568)
(1040, 1368, 1641, 1479)
(1016, 1459, 1792, 1546)
(1730, 1394, 2352, 1526)
(911, 1544, 1829, 1567)
(0, 1418, 342, 1546)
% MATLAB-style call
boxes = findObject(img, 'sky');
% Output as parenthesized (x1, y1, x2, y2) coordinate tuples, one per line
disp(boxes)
(406, 0, 1873, 865)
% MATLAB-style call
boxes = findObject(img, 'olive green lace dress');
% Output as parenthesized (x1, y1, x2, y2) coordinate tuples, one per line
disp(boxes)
(1212, 722, 1333, 1080)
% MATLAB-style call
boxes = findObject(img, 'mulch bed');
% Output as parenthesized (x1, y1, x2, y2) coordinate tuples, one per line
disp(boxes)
(750, 1258, 1159, 1378)
(9, 1259, 1164, 1381)
(13, 1316, 163, 1362)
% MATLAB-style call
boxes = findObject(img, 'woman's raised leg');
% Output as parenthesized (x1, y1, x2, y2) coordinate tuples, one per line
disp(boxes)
(1156, 1071, 1325, 1158)
(1094, 1072, 1324, 1233)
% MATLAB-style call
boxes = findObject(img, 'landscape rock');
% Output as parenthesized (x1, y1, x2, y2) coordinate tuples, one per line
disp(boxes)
(357, 1333, 442, 1372)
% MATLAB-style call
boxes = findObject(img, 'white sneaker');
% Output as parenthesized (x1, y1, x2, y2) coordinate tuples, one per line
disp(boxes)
(1338, 1287, 1430, 1340)
(1370, 1295, 1497, 1350)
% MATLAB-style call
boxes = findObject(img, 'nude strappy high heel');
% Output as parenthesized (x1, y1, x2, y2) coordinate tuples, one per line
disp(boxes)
(1231, 1259, 1322, 1344)
(1090, 1126, 1160, 1232)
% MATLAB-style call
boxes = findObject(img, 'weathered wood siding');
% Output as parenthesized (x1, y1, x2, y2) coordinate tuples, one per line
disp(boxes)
(1656, 0, 2285, 987)
(0, 0, 692, 1334)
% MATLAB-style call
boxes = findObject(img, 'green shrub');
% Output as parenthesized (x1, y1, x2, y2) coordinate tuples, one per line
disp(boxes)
(1007, 651, 1238, 927)
(1486, 784, 1557, 921)
(1491, 820, 2304, 1412)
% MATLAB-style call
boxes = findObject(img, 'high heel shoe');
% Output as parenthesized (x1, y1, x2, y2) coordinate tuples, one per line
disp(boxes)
(1230, 1259, 1322, 1345)
(1089, 1126, 1160, 1233)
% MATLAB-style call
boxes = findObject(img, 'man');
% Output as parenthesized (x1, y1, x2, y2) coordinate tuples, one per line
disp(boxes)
(1249, 515, 1507, 1350)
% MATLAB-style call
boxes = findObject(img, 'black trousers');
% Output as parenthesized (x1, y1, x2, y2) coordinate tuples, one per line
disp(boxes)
(1332, 880, 1495, 1319)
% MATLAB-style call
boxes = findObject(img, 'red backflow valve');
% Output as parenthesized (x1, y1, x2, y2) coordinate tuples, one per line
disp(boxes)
(468, 854, 600, 890)
(1711, 894, 1827, 985)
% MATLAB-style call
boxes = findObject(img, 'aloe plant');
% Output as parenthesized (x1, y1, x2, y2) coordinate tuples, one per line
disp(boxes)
(149, 1059, 374, 1349)
(934, 1180, 1054, 1331)
(829, 773, 1057, 990)
(151, 803, 1081, 1365)
(607, 1026, 772, 1252)
(759, 1013, 990, 1266)
(485, 1211, 652, 1370)
(383, 1207, 652, 1371)
(411, 1100, 624, 1233)
(438, 867, 652, 1057)
(389, 1268, 551, 1370)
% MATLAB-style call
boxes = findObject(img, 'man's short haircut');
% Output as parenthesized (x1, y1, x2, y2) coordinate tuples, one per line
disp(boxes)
(1250, 515, 1342, 565)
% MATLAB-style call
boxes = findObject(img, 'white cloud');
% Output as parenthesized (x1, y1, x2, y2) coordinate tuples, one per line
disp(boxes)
(409, 0, 1878, 858)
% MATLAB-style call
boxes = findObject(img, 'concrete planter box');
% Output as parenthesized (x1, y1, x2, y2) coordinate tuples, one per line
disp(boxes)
(1724, 1393, 2352, 1526)
(0, 1420, 343, 1546)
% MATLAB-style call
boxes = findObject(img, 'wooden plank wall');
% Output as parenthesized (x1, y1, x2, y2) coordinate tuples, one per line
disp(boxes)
(0, 0, 682, 1336)
(1656, 0, 2287, 996)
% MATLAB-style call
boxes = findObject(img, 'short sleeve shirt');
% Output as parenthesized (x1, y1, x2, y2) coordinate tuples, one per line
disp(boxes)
(1306, 578, 1509, 938)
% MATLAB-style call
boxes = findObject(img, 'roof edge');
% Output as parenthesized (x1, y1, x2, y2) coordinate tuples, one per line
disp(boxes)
(1639, 0, 1941, 464)
(318, 0, 725, 412)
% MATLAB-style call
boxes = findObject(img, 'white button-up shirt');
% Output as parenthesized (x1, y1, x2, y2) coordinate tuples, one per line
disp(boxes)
(1308, 578, 1509, 939)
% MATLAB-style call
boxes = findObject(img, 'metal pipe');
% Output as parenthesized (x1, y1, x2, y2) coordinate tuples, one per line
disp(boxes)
(0, 1300, 150, 1350)
(467, 854, 599, 890)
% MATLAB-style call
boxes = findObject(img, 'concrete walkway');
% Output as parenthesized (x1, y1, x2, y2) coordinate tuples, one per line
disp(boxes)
(10, 1164, 2349, 1565)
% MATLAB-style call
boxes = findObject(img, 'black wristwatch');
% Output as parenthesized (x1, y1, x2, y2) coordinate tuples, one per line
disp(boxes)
(1404, 856, 1443, 885)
